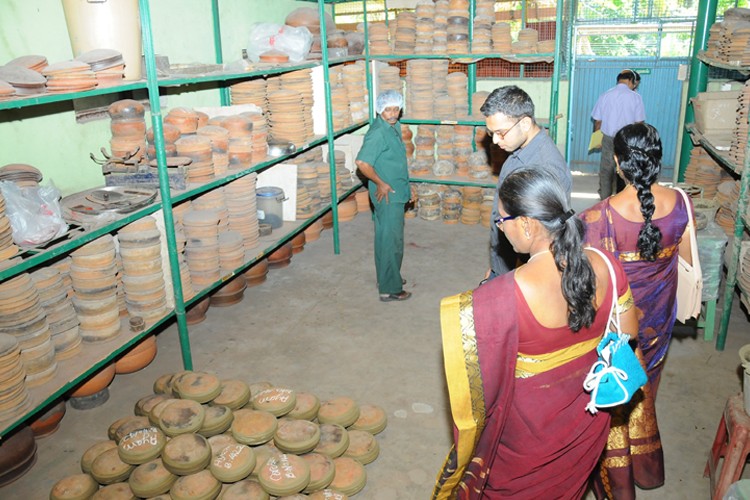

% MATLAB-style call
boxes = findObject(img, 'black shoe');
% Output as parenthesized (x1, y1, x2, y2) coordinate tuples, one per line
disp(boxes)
(379, 291, 412, 302)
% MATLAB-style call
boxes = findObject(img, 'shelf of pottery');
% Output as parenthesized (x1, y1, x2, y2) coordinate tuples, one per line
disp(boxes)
(0, 1, 373, 438)
(684, 13, 750, 348)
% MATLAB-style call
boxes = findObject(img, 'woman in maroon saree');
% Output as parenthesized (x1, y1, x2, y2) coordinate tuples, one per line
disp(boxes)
(581, 123, 692, 499)
(434, 168, 637, 499)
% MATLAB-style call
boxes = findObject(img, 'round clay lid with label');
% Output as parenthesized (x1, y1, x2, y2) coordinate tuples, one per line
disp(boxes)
(312, 424, 349, 458)
(308, 489, 349, 500)
(274, 418, 320, 454)
(81, 440, 117, 474)
(91, 482, 136, 499)
(302, 453, 335, 493)
(329, 457, 366, 496)
(348, 404, 387, 434)
(128, 458, 177, 498)
(248, 381, 273, 399)
(90, 447, 136, 485)
(158, 399, 205, 436)
(162, 433, 211, 476)
(249, 443, 282, 478)
(252, 387, 296, 416)
(109, 416, 151, 443)
(258, 453, 311, 497)
(231, 409, 278, 445)
(220, 479, 270, 500)
(317, 397, 359, 428)
(173, 372, 222, 403)
(207, 433, 238, 454)
(50, 473, 99, 500)
(118, 426, 166, 464)
(209, 443, 256, 483)
(169, 470, 221, 500)
(286, 392, 320, 421)
(343, 430, 379, 465)
(212, 379, 250, 409)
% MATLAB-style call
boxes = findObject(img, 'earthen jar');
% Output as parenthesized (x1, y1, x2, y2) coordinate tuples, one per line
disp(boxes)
(71, 363, 116, 398)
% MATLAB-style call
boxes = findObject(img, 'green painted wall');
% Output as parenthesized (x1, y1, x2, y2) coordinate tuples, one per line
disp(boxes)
(0, 0, 328, 196)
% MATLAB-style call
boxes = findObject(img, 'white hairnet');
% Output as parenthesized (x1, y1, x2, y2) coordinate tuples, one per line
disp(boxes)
(376, 90, 404, 114)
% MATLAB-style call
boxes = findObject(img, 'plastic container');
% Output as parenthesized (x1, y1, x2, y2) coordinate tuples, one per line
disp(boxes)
(61, 0, 142, 81)
(256, 187, 286, 229)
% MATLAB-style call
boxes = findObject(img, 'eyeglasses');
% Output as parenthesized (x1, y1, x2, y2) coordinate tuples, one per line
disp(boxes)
(487, 118, 522, 140)
(494, 215, 517, 228)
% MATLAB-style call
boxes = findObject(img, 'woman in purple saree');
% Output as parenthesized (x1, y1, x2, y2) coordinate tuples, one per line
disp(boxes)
(581, 123, 693, 499)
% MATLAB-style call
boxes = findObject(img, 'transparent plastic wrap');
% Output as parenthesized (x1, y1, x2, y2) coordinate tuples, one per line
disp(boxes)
(697, 221, 729, 301)
(246, 23, 312, 63)
(0, 180, 68, 246)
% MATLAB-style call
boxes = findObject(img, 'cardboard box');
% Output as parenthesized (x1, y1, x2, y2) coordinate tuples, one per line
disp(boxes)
(692, 90, 741, 135)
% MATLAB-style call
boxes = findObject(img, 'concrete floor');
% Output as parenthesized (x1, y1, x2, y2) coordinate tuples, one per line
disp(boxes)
(5, 175, 750, 499)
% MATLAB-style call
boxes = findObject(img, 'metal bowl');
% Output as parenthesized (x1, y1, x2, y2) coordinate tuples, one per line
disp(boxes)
(268, 141, 296, 157)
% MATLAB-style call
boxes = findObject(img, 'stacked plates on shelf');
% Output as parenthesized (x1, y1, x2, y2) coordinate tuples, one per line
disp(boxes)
(433, 159, 456, 178)
(217, 231, 245, 273)
(193, 189, 230, 233)
(164, 107, 200, 135)
(297, 160, 322, 216)
(41, 60, 97, 93)
(433, 59, 449, 108)
(460, 186, 483, 225)
(0, 193, 17, 262)
(492, 23, 513, 53)
(31, 268, 81, 361)
(417, 186, 441, 221)
(328, 68, 352, 131)
(441, 189, 462, 224)
(315, 161, 332, 205)
(70, 235, 121, 343)
(480, 192, 495, 227)
(197, 125, 230, 177)
(433, 0, 449, 53)
(117, 217, 168, 324)
(225, 174, 259, 250)
(368, 22, 390, 55)
(342, 62, 368, 123)
(447, 3, 470, 55)
(224, 115, 254, 172)
(242, 112, 269, 164)
(296, 185, 313, 220)
(685, 148, 725, 200)
(729, 80, 750, 168)
(332, 150, 353, 194)
(435, 95, 455, 121)
(0, 65, 46, 95)
(406, 60, 434, 119)
(268, 89, 306, 147)
(472, 0, 494, 54)
(469, 150, 493, 180)
(183, 209, 222, 289)
(436, 125, 454, 163)
(394, 11, 417, 54)
(49, 257, 73, 294)
(0, 163, 43, 187)
(108, 99, 147, 162)
(0, 334, 31, 424)
(415, 2, 435, 54)
(355, 188, 370, 213)
(229, 79, 268, 114)
(376, 66, 401, 94)
(413, 125, 436, 175)
(0, 273, 57, 387)
(176, 135, 214, 184)
(279, 69, 315, 143)
(447, 72, 469, 118)
(74, 49, 125, 88)
(453, 125, 474, 175)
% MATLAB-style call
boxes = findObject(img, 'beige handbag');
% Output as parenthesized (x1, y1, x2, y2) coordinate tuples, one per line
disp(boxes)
(675, 187, 703, 322)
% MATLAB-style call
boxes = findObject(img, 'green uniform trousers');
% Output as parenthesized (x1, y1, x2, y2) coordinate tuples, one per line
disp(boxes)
(372, 199, 405, 295)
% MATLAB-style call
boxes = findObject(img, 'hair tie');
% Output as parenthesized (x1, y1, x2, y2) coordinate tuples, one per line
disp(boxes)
(560, 209, 575, 223)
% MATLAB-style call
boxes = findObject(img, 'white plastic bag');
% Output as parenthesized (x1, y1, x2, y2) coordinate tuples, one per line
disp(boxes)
(246, 23, 312, 63)
(0, 180, 68, 246)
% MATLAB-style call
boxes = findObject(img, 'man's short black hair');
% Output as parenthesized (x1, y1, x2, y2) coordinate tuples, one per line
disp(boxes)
(480, 85, 535, 121)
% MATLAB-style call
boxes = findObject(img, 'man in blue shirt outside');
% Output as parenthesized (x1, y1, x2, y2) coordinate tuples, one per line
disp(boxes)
(591, 69, 645, 199)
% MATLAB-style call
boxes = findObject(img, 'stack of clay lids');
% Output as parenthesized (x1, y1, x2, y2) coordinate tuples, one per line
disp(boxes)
(0, 272, 57, 386)
(446, 5, 470, 54)
(405, 60, 433, 119)
(453, 125, 474, 174)
(280, 69, 315, 143)
(90, 447, 136, 484)
(162, 433, 212, 475)
(436, 125, 454, 162)
(50, 473, 99, 500)
(158, 399, 206, 437)
(216, 230, 245, 274)
(31, 268, 81, 360)
(75, 49, 125, 88)
(209, 443, 256, 482)
(164, 107, 200, 135)
(259, 49, 290, 64)
(42, 60, 98, 93)
(376, 66, 401, 94)
(342, 62, 368, 122)
(117, 217, 167, 324)
(414, 2, 435, 54)
(296, 185, 314, 219)
(192, 189, 230, 232)
(231, 409, 278, 445)
(480, 197, 494, 227)
(329, 457, 366, 496)
(170, 469, 221, 500)
(537, 38, 556, 53)
(225, 173, 259, 250)
(433, 159, 456, 178)
(258, 454, 311, 496)
(492, 22, 513, 53)
(118, 426, 166, 464)
(303, 218, 324, 243)
(220, 479, 269, 499)
(173, 371, 222, 403)
(0, 65, 47, 95)
(418, 188, 442, 221)
(434, 95, 455, 120)
(432, 0, 449, 53)
(332, 150, 353, 192)
(229, 79, 268, 113)
(223, 115, 254, 171)
(182, 209, 221, 288)
(176, 135, 214, 184)
(146, 123, 181, 159)
(394, 11, 417, 54)
(460, 186, 483, 225)
(196, 125, 230, 176)
(128, 458, 177, 498)
(274, 418, 321, 454)
(413, 124, 436, 174)
(0, 334, 31, 424)
(240, 112, 268, 164)
(432, 59, 449, 103)
(6, 54, 48, 73)
(354, 188, 370, 214)
(329, 84, 351, 131)
(0, 194, 18, 261)
(469, 150, 492, 180)
(447, 72, 469, 117)
(518, 28, 539, 48)
(343, 430, 380, 465)
(301, 453, 335, 493)
(0, 163, 43, 187)
(368, 22, 390, 55)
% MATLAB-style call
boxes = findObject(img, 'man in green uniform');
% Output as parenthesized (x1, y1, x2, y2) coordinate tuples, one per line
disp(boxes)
(355, 90, 414, 302)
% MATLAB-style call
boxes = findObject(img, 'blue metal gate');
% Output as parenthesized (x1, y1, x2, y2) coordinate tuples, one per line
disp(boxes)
(567, 58, 687, 180)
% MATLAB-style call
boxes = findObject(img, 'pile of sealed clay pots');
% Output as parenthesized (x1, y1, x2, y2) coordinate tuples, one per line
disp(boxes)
(49, 370, 386, 499)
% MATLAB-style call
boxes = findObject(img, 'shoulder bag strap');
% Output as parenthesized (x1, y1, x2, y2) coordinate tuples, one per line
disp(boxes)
(586, 246, 621, 335)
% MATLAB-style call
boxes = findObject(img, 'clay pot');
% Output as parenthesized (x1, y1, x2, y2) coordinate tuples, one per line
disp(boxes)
(267, 242, 293, 269)
(322, 211, 334, 229)
(291, 232, 306, 254)
(355, 189, 371, 213)
(115, 335, 157, 374)
(30, 401, 66, 438)
(71, 363, 116, 398)
(0, 426, 37, 487)
(338, 197, 358, 222)
(185, 297, 210, 325)
(244, 259, 268, 287)
(209, 277, 246, 307)
(304, 219, 324, 243)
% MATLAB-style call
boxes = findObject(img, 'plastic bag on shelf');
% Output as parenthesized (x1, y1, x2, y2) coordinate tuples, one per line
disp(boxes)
(245, 23, 312, 63)
(0, 180, 68, 246)
(696, 221, 729, 301)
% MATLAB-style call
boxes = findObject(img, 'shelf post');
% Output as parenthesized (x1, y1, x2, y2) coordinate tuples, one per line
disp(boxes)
(548, 0, 563, 142)
(210, 0, 230, 106)
(139, 0, 193, 369)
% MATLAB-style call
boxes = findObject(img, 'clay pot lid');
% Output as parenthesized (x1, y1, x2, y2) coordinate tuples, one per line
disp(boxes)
(91, 482, 135, 499)
(252, 387, 296, 416)
(220, 479, 268, 499)
(273, 418, 320, 454)
(258, 453, 311, 497)
(169, 470, 220, 500)
(42, 60, 91, 76)
(343, 430, 379, 465)
(108, 415, 150, 443)
(329, 457, 366, 496)
(167, 106, 198, 119)
(231, 409, 278, 446)
(206, 433, 238, 454)
(158, 399, 205, 436)
(198, 405, 234, 437)
(162, 433, 211, 475)
(259, 49, 290, 63)
(209, 443, 256, 483)
(317, 397, 360, 427)
(74, 49, 124, 71)
(302, 453, 336, 494)
(6, 55, 47, 72)
(50, 473, 99, 500)
(308, 489, 349, 500)
(118, 426, 166, 465)
(128, 458, 177, 498)
(286, 392, 320, 421)
(173, 371, 222, 403)
(349, 404, 387, 434)
(147, 398, 180, 427)
(0, 65, 46, 85)
(313, 424, 349, 458)
(212, 379, 251, 410)
(90, 447, 135, 485)
(134, 394, 170, 417)
(81, 440, 118, 474)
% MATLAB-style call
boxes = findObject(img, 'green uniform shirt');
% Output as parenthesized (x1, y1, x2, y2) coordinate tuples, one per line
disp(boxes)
(356, 115, 409, 204)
